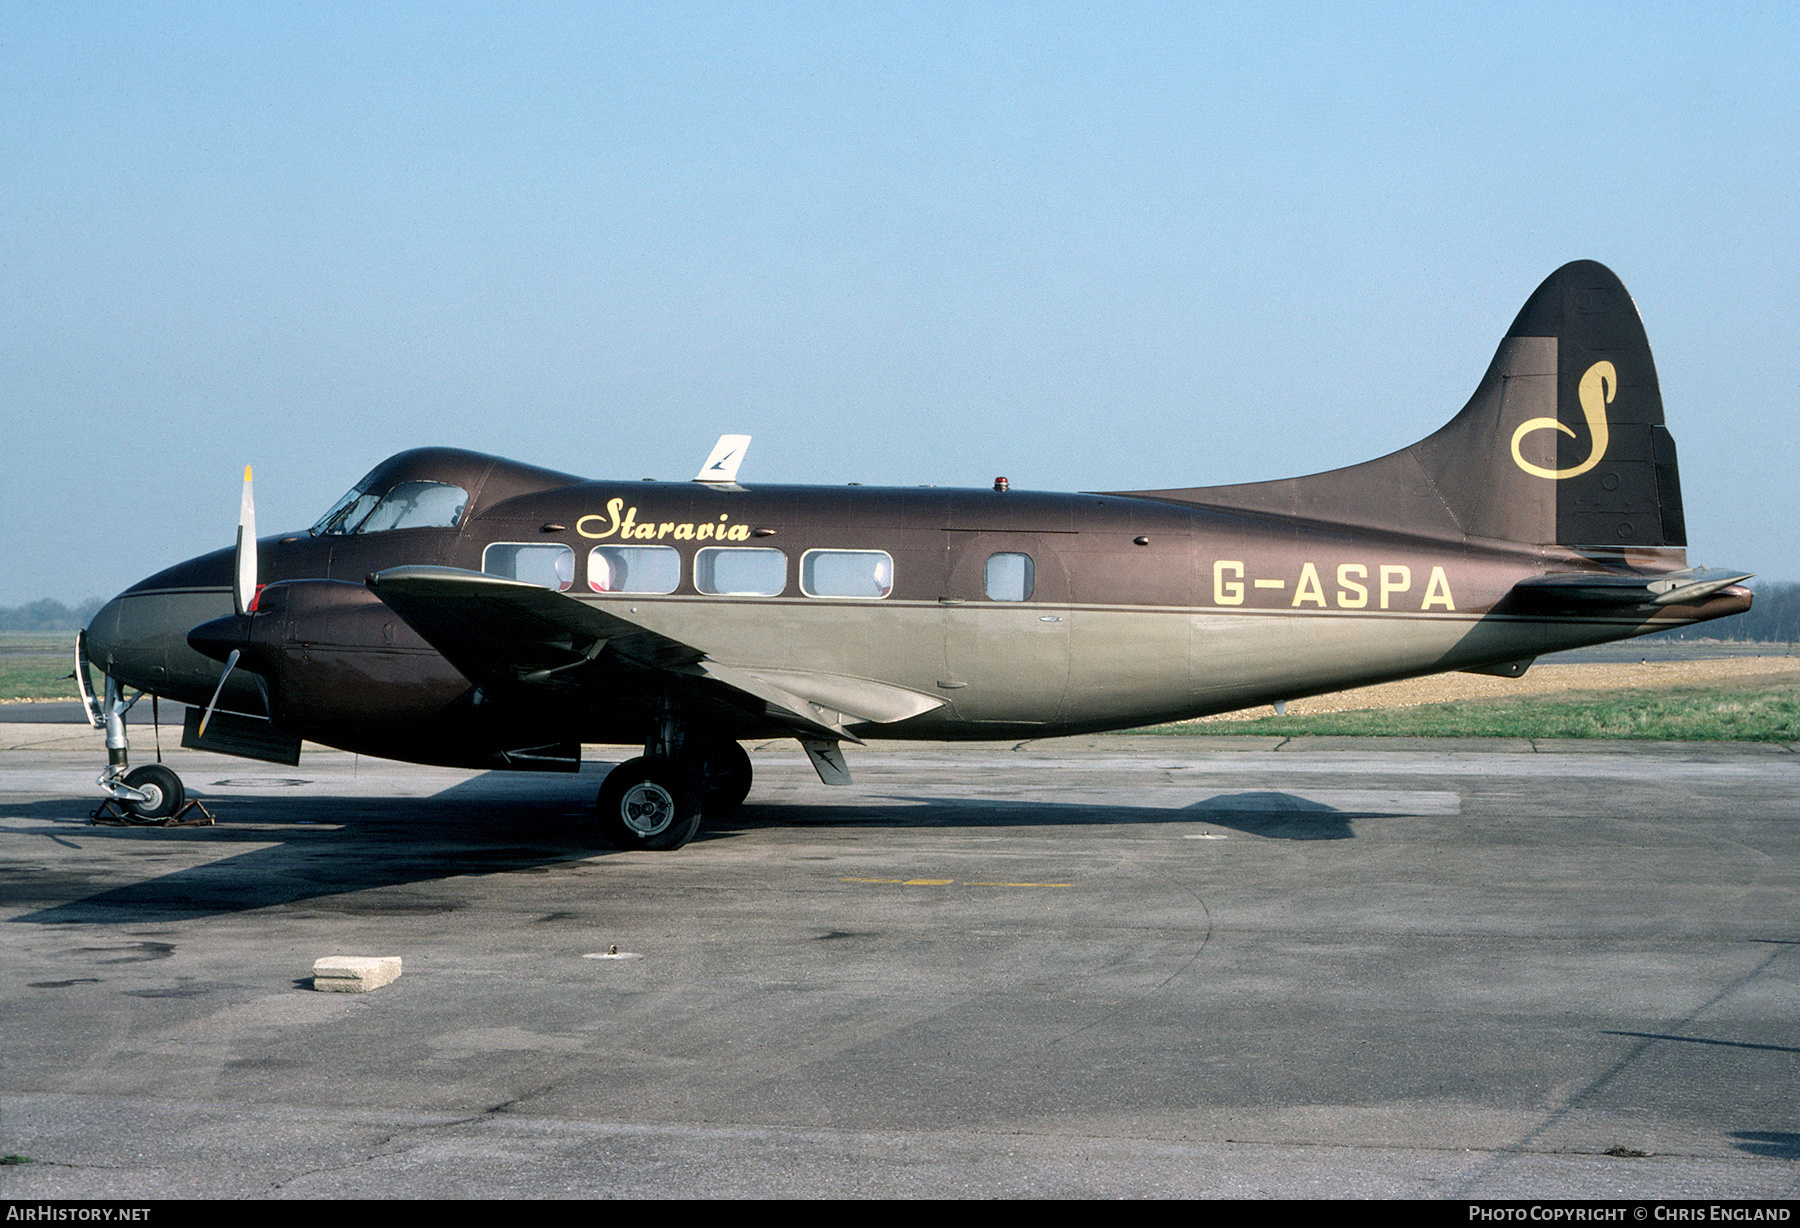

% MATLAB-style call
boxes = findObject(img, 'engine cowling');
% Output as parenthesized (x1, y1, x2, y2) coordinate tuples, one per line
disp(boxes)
(189, 579, 472, 741)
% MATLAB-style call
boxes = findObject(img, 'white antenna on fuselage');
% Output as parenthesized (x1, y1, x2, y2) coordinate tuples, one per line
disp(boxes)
(694, 434, 752, 484)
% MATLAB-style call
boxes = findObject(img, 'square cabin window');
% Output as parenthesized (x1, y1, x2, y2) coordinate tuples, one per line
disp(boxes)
(801, 550, 893, 599)
(588, 545, 680, 594)
(483, 542, 574, 592)
(985, 552, 1034, 601)
(694, 547, 786, 596)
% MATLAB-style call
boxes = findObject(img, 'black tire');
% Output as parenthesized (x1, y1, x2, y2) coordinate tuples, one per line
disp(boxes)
(696, 738, 753, 812)
(121, 764, 185, 821)
(596, 758, 704, 851)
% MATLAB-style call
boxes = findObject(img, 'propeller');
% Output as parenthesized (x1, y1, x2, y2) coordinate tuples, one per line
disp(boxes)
(199, 466, 256, 737)
(234, 464, 257, 616)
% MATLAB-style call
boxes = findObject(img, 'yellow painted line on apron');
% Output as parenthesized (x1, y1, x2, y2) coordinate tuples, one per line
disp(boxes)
(840, 877, 1071, 888)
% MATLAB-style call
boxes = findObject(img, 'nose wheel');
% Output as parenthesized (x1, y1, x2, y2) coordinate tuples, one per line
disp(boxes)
(93, 762, 212, 827)
(118, 764, 185, 819)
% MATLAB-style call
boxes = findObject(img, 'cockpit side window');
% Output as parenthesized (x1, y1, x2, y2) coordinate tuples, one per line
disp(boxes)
(311, 480, 467, 536)
(355, 481, 468, 533)
(311, 488, 380, 536)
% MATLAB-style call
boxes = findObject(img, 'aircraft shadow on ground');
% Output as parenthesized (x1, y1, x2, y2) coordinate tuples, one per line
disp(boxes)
(1729, 1131, 1800, 1160)
(734, 789, 1365, 841)
(5, 783, 1377, 924)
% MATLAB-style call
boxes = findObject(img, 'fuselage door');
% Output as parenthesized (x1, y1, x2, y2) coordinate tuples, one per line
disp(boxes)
(938, 532, 1071, 725)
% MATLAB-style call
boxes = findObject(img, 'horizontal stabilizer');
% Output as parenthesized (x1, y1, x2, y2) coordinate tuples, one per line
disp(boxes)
(1512, 568, 1752, 607)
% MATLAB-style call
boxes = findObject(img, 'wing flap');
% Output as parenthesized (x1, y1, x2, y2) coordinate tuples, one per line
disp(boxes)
(729, 666, 945, 725)
(697, 661, 862, 742)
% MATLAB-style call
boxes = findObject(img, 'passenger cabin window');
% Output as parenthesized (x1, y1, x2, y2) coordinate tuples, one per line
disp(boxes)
(483, 542, 574, 592)
(312, 480, 467, 535)
(801, 550, 893, 599)
(985, 552, 1034, 601)
(694, 547, 785, 596)
(589, 545, 680, 594)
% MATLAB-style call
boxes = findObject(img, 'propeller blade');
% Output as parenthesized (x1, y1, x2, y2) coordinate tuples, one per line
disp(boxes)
(197, 649, 240, 739)
(234, 465, 257, 616)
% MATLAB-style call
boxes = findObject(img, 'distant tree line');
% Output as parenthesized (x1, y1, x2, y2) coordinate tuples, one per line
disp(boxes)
(0, 598, 106, 632)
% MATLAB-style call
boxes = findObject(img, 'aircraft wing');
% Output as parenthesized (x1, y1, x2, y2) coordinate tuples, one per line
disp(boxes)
(365, 565, 943, 742)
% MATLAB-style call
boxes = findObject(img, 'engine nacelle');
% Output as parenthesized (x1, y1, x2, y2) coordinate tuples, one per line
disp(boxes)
(191, 579, 470, 738)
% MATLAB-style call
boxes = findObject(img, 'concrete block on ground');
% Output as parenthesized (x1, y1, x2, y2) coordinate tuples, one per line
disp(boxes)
(312, 955, 402, 993)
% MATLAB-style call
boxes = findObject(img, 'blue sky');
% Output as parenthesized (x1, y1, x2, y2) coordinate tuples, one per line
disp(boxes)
(4, 2, 1795, 605)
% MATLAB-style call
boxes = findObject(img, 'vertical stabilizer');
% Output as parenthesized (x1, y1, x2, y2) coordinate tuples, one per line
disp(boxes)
(1114, 262, 1687, 554)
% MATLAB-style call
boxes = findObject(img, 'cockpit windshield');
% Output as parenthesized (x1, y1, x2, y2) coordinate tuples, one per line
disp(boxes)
(311, 479, 468, 536)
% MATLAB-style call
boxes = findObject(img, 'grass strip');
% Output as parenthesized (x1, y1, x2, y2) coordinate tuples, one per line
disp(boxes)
(0, 647, 79, 701)
(1138, 677, 1800, 742)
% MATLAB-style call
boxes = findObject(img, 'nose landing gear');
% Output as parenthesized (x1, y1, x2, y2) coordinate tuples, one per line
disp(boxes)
(83, 651, 212, 826)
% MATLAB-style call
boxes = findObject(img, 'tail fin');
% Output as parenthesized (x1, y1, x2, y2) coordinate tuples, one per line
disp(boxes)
(1116, 261, 1688, 555)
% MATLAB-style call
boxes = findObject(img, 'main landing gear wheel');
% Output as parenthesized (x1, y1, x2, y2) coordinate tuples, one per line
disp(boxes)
(696, 738, 752, 812)
(121, 764, 185, 821)
(597, 758, 704, 851)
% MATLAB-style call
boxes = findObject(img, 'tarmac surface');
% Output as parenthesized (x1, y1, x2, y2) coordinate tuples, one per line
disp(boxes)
(1, 722, 1796, 1199)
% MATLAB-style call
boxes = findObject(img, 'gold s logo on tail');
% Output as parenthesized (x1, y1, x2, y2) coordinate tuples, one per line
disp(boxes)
(1510, 361, 1615, 479)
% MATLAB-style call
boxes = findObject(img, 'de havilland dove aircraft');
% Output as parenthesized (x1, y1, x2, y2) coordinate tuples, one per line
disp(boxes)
(80, 261, 1750, 849)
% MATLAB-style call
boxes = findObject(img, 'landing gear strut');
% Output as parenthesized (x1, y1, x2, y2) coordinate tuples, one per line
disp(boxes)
(694, 736, 752, 812)
(86, 661, 206, 824)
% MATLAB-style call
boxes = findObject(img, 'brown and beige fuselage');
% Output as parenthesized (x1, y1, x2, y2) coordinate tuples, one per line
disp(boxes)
(82, 261, 1753, 819)
(87, 466, 1747, 764)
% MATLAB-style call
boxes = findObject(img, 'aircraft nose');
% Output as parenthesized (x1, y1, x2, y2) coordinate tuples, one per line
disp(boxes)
(83, 595, 131, 678)
(83, 554, 238, 705)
